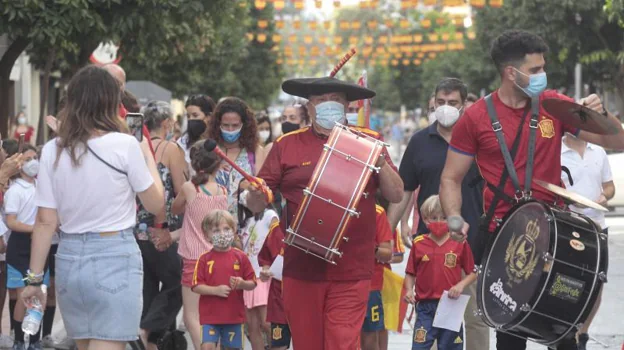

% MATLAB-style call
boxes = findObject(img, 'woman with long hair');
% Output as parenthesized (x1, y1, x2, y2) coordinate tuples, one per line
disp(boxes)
(22, 65, 164, 350)
(209, 97, 264, 221)
(178, 94, 216, 175)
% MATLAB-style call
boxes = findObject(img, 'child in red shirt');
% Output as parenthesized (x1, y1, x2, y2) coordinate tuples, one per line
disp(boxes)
(360, 203, 393, 350)
(192, 210, 257, 350)
(404, 195, 476, 350)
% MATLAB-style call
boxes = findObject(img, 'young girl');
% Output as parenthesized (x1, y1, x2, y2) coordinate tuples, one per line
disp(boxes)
(237, 187, 278, 349)
(172, 140, 227, 350)
(5, 145, 49, 350)
(192, 210, 256, 350)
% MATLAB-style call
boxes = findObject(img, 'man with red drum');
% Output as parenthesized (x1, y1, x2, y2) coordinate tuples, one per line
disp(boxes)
(440, 30, 624, 350)
(248, 76, 403, 350)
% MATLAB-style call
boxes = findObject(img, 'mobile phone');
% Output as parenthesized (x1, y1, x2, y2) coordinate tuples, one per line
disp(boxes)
(126, 113, 144, 142)
(18, 133, 25, 153)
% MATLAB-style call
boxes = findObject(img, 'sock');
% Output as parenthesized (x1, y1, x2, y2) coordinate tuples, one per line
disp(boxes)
(8, 299, 15, 331)
(12, 319, 24, 343)
(43, 306, 56, 337)
(32, 327, 42, 343)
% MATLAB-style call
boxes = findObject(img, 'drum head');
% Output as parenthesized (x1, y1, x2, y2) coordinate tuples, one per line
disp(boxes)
(481, 202, 551, 327)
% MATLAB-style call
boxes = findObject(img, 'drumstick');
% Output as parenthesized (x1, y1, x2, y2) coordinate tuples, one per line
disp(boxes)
(329, 48, 357, 77)
(204, 139, 274, 203)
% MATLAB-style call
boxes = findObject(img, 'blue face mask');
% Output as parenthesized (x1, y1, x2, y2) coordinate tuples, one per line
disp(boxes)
(346, 112, 359, 126)
(314, 101, 345, 130)
(221, 126, 242, 143)
(514, 68, 547, 98)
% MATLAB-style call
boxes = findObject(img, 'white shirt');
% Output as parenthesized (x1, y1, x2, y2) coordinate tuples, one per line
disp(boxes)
(561, 140, 612, 229)
(176, 134, 195, 177)
(36, 133, 154, 234)
(240, 209, 279, 276)
(5, 178, 37, 226)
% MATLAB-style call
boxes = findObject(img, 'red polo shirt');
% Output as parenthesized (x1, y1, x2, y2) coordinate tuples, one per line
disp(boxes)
(370, 205, 394, 291)
(258, 126, 396, 281)
(405, 235, 474, 301)
(192, 248, 256, 325)
(258, 222, 287, 324)
(450, 90, 578, 230)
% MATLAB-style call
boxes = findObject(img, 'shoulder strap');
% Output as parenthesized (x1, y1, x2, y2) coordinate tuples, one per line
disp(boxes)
(87, 145, 127, 176)
(524, 98, 540, 194)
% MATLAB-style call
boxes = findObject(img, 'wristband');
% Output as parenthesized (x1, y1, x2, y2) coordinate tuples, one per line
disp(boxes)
(24, 270, 44, 285)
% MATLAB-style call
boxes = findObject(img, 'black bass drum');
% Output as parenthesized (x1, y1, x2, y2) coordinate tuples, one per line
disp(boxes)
(476, 200, 608, 347)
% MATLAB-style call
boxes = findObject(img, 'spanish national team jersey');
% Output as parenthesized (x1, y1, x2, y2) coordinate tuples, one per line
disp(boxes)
(193, 248, 256, 325)
(405, 235, 474, 301)
(450, 90, 579, 230)
(258, 221, 288, 324)
(370, 205, 394, 291)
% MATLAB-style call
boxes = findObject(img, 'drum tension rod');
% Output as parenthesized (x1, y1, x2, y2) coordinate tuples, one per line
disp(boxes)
(543, 252, 601, 277)
(322, 145, 381, 173)
(303, 188, 361, 217)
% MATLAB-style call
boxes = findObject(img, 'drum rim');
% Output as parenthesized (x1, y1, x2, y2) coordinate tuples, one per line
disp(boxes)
(479, 200, 553, 329)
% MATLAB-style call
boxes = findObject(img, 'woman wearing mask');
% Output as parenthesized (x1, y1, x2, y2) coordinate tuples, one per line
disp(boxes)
(135, 101, 186, 350)
(178, 94, 216, 174)
(256, 113, 273, 148)
(209, 97, 264, 221)
(12, 113, 35, 146)
(21, 65, 164, 350)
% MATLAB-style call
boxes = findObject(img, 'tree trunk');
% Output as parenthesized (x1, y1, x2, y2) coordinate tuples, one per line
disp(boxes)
(614, 65, 624, 121)
(36, 48, 56, 146)
(0, 37, 29, 138)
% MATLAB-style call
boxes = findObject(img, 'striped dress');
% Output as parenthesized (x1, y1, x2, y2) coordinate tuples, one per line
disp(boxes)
(178, 184, 228, 260)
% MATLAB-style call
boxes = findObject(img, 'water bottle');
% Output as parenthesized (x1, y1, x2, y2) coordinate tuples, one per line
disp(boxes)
(22, 284, 47, 335)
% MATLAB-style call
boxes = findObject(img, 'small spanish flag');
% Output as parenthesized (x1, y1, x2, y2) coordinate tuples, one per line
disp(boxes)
(381, 267, 409, 333)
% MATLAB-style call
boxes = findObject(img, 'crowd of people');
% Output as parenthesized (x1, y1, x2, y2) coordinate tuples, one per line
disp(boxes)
(0, 28, 616, 350)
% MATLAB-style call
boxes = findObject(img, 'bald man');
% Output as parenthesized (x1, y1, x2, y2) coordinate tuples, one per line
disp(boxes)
(103, 63, 126, 89)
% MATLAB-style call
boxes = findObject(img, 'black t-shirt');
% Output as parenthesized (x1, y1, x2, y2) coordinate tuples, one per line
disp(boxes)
(399, 122, 484, 249)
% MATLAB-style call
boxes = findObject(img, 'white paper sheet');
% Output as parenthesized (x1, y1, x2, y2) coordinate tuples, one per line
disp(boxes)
(432, 290, 471, 332)
(269, 255, 284, 281)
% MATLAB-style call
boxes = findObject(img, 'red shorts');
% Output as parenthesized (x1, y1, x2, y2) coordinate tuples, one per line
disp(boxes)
(181, 258, 197, 287)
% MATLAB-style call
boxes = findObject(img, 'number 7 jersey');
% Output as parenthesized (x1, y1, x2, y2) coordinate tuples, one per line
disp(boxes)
(192, 248, 256, 325)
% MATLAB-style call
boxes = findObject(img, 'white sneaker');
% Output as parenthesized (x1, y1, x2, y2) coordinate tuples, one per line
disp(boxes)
(0, 334, 13, 349)
(40, 335, 55, 348)
(0, 334, 12, 349)
(49, 337, 75, 350)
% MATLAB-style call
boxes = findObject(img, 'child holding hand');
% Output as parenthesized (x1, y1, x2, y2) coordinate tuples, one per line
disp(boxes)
(403, 195, 476, 350)
(192, 210, 257, 350)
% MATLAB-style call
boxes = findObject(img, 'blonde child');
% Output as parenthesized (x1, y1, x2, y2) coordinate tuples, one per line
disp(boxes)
(192, 210, 256, 350)
(172, 140, 228, 349)
(404, 195, 476, 350)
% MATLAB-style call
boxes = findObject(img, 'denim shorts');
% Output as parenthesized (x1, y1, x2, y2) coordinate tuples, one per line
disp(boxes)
(55, 229, 143, 341)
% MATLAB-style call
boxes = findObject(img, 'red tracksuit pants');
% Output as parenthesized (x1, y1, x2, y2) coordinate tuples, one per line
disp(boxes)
(283, 277, 370, 350)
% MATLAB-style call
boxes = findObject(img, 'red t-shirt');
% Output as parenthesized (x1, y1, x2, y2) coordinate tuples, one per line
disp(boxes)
(450, 90, 578, 230)
(192, 248, 256, 325)
(258, 126, 396, 281)
(405, 235, 474, 301)
(13, 126, 35, 142)
(258, 223, 287, 324)
(371, 205, 394, 290)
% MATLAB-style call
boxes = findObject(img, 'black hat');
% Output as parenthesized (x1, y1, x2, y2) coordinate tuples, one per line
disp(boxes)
(282, 77, 375, 102)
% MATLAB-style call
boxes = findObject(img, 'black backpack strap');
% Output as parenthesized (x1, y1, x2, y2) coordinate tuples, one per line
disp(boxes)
(524, 97, 541, 195)
(87, 145, 128, 176)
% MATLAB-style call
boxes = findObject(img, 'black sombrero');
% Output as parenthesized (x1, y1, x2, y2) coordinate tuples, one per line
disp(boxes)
(282, 77, 376, 102)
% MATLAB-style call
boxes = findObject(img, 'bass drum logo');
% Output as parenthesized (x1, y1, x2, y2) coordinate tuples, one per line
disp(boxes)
(505, 219, 540, 286)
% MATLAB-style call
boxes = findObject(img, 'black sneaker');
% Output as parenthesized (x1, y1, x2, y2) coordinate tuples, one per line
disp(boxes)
(578, 333, 589, 350)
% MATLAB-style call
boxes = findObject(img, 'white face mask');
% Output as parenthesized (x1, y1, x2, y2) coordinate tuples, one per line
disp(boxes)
(18, 117, 26, 125)
(428, 112, 437, 125)
(435, 105, 462, 128)
(258, 130, 270, 143)
(314, 101, 345, 130)
(346, 112, 359, 126)
(23, 159, 39, 177)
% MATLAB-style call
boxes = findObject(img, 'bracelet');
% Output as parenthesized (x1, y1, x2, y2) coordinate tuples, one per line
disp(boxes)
(23, 270, 44, 285)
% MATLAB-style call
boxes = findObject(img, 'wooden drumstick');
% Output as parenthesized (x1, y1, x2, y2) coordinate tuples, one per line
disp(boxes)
(329, 48, 357, 77)
(204, 139, 274, 203)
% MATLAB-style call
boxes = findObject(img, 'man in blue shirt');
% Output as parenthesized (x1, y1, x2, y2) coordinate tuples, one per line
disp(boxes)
(388, 77, 487, 350)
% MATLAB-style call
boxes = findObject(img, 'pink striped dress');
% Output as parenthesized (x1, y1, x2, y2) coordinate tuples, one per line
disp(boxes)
(178, 184, 228, 260)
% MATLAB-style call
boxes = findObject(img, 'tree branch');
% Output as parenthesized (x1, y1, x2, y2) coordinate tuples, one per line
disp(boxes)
(0, 36, 30, 75)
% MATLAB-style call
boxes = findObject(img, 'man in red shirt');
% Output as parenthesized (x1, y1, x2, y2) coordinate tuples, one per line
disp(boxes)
(249, 76, 403, 350)
(440, 30, 624, 350)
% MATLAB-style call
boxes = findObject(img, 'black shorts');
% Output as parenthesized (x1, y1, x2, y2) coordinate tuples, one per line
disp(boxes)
(270, 323, 291, 348)
(48, 244, 58, 277)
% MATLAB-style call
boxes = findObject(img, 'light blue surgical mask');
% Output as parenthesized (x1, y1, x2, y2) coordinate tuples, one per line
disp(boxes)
(314, 101, 345, 130)
(221, 126, 242, 143)
(346, 112, 359, 126)
(514, 68, 547, 98)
